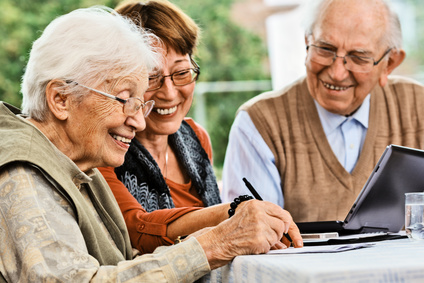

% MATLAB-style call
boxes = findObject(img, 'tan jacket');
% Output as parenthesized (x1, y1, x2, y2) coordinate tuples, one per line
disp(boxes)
(0, 102, 133, 264)
(0, 102, 210, 282)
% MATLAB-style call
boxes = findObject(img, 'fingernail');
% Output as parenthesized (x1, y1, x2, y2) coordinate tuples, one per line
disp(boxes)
(295, 240, 303, 248)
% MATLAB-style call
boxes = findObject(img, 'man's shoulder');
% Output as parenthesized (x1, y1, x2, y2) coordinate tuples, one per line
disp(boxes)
(239, 77, 307, 112)
(381, 75, 424, 100)
(386, 75, 423, 88)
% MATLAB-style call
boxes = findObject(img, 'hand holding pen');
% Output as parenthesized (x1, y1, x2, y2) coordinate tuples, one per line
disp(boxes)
(242, 177, 303, 248)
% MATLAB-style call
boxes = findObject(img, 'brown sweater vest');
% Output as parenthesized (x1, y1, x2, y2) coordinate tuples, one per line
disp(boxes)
(242, 76, 424, 222)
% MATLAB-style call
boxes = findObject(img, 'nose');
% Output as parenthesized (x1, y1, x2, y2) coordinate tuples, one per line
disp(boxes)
(161, 76, 179, 100)
(328, 55, 350, 81)
(125, 108, 146, 132)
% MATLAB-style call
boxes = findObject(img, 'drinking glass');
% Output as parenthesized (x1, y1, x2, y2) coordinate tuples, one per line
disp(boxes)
(405, 192, 424, 240)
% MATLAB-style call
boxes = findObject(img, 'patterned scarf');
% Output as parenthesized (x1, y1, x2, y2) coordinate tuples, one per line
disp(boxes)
(114, 120, 221, 212)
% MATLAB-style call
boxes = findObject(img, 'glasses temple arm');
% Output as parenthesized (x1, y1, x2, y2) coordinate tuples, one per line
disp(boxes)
(75, 82, 127, 104)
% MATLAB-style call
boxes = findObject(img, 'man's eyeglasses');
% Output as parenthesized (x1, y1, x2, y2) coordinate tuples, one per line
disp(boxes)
(306, 45, 392, 73)
(70, 81, 155, 117)
(146, 58, 200, 92)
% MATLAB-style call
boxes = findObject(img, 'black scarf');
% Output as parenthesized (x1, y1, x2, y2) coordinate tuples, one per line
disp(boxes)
(115, 120, 221, 212)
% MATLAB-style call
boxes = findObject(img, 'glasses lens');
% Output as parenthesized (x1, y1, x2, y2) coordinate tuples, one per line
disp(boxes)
(143, 100, 155, 117)
(345, 55, 373, 73)
(309, 46, 334, 66)
(123, 98, 143, 116)
(313, 46, 334, 58)
(173, 69, 198, 86)
(147, 76, 162, 92)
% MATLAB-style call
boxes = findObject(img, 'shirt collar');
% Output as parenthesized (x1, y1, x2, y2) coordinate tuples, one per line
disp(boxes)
(314, 94, 370, 136)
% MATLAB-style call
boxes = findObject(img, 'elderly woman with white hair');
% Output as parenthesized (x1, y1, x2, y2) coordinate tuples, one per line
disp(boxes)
(0, 5, 301, 283)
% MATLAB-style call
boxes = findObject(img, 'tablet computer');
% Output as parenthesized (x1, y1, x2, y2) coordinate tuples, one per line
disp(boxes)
(297, 144, 424, 235)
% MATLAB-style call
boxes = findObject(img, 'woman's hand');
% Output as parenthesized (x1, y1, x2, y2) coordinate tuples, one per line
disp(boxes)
(195, 200, 303, 269)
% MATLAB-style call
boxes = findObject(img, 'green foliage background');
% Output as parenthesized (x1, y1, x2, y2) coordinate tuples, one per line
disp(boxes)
(1, 0, 121, 106)
(172, 0, 271, 169)
(0, 0, 270, 171)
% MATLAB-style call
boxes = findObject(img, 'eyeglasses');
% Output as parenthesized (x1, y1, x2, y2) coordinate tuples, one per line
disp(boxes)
(146, 58, 200, 92)
(71, 81, 155, 117)
(306, 45, 393, 73)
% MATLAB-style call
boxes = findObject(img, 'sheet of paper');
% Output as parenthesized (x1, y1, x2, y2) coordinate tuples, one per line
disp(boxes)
(267, 243, 375, 254)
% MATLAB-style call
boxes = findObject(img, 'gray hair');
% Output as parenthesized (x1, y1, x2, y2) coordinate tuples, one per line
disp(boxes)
(21, 6, 160, 121)
(302, 0, 402, 50)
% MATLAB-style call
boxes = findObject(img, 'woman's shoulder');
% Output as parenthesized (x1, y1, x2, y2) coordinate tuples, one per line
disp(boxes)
(183, 117, 210, 139)
(183, 117, 213, 161)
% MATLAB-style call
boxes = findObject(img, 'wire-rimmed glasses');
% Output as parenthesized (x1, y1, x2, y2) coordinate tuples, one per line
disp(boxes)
(70, 81, 155, 117)
(306, 45, 392, 73)
(146, 58, 200, 92)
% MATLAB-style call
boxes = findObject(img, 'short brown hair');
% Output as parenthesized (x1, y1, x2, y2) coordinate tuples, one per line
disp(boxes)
(115, 0, 200, 55)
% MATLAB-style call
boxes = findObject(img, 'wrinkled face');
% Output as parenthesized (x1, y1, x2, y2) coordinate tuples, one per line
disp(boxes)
(305, 1, 390, 116)
(67, 72, 149, 169)
(139, 48, 195, 138)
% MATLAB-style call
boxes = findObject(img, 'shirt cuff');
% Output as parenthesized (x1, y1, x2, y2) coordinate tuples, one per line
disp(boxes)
(154, 237, 211, 281)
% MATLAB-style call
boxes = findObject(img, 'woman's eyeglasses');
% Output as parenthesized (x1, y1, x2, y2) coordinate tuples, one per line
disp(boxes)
(146, 58, 200, 92)
(69, 81, 155, 117)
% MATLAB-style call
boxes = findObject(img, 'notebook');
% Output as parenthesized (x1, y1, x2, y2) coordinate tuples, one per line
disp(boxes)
(297, 144, 424, 235)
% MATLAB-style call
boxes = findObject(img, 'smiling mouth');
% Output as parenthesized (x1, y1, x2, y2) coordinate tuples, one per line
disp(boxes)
(323, 81, 350, 91)
(155, 106, 177, 115)
(111, 134, 132, 144)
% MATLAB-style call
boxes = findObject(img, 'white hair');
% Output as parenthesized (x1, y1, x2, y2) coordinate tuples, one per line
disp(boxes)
(302, 0, 402, 50)
(21, 6, 160, 121)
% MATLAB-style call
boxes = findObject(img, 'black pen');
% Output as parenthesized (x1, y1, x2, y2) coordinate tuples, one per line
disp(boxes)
(242, 177, 263, 200)
(242, 177, 293, 245)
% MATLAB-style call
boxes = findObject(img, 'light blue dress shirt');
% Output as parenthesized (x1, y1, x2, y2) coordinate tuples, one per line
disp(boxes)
(314, 95, 370, 173)
(221, 95, 370, 207)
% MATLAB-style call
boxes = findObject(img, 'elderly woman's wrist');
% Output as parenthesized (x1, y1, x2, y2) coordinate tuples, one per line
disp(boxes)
(228, 195, 253, 217)
(196, 226, 232, 270)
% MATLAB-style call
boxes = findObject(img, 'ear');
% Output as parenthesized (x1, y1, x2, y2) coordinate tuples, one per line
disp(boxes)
(304, 35, 312, 49)
(304, 36, 311, 64)
(45, 80, 70, 121)
(379, 49, 406, 87)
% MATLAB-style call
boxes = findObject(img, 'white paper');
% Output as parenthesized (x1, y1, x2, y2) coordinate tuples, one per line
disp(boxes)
(267, 243, 375, 254)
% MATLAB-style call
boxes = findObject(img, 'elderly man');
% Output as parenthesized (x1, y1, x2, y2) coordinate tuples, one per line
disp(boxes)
(222, 0, 424, 222)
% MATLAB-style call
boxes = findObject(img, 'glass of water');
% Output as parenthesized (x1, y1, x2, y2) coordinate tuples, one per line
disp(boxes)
(405, 192, 424, 240)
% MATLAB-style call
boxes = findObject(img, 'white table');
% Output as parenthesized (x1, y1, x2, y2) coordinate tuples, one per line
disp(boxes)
(201, 238, 424, 283)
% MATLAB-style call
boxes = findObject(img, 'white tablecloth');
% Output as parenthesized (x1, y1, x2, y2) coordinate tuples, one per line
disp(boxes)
(201, 238, 424, 283)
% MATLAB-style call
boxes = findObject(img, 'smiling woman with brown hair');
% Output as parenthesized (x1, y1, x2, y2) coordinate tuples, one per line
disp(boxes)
(98, 0, 223, 253)
(112, 0, 221, 211)
(98, 0, 303, 255)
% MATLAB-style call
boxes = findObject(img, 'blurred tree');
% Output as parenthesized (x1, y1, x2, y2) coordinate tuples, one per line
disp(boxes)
(0, 0, 120, 107)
